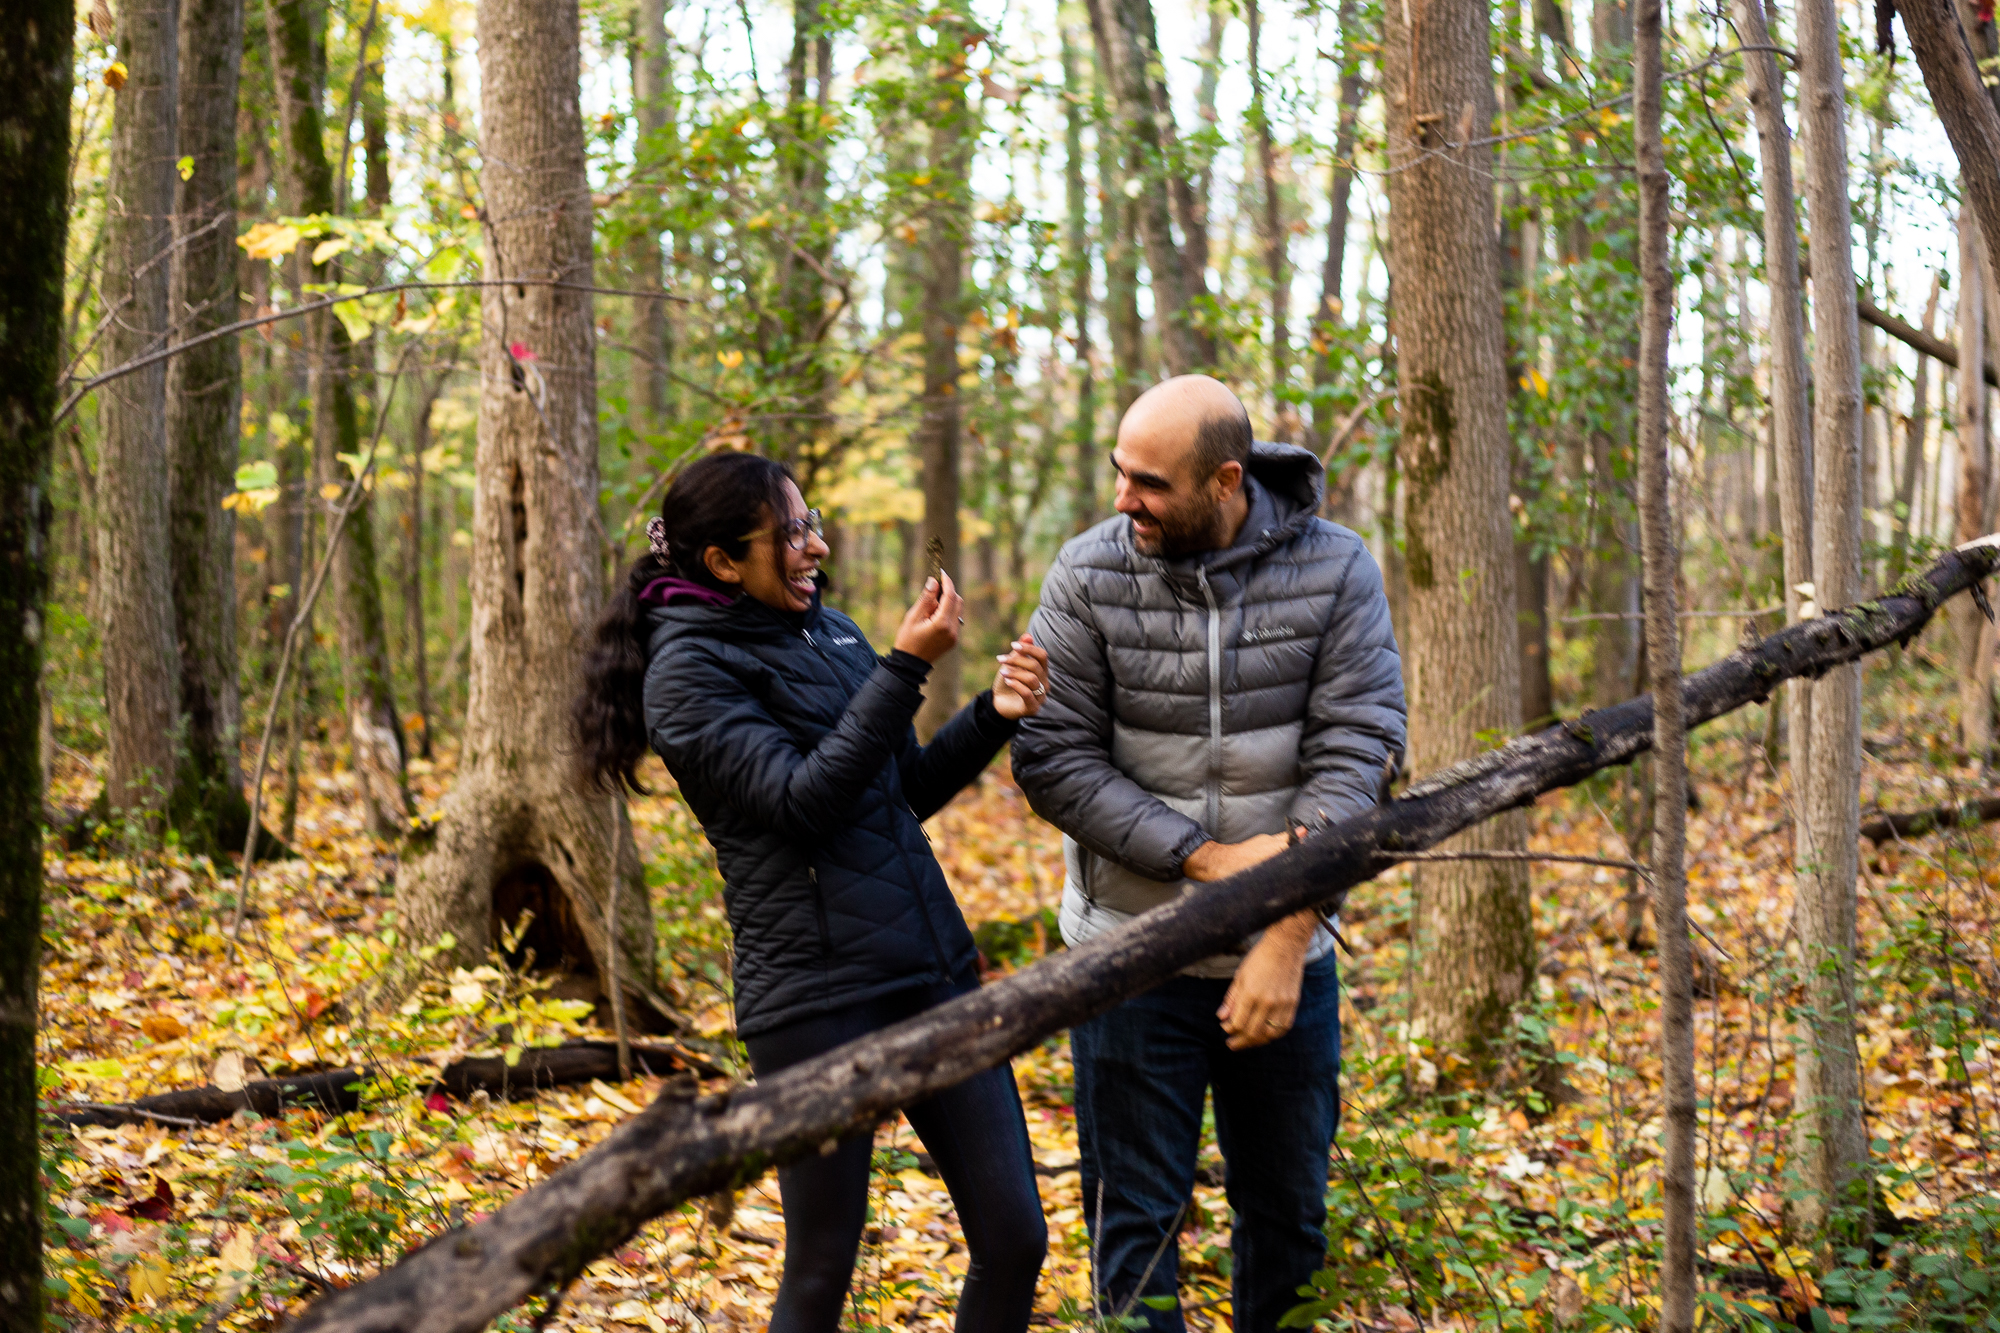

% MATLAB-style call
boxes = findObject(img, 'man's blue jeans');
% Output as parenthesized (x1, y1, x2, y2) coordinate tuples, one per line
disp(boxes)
(1070, 954, 1340, 1333)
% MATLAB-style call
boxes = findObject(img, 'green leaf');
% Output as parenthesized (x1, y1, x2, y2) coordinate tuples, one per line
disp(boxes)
(234, 460, 278, 491)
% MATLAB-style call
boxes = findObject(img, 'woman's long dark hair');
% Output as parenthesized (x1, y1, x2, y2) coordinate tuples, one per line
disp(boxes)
(573, 451, 797, 794)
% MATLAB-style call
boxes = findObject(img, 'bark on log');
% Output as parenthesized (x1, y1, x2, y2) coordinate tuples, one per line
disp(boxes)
(46, 1042, 717, 1130)
(278, 537, 2000, 1333)
(1860, 793, 2000, 843)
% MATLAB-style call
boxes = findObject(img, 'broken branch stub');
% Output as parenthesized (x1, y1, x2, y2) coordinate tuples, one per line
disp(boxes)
(283, 539, 2000, 1333)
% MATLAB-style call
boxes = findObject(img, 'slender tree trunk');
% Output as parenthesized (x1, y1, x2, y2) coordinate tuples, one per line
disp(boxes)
(914, 14, 975, 737)
(1735, 0, 1813, 775)
(1384, 0, 1532, 1062)
(1955, 209, 1994, 755)
(771, 0, 833, 473)
(1889, 274, 1940, 581)
(167, 0, 251, 857)
(98, 0, 183, 827)
(406, 379, 442, 760)
(267, 0, 410, 835)
(1247, 0, 1290, 435)
(1097, 56, 1146, 416)
(400, 0, 660, 1026)
(629, 0, 674, 434)
(1062, 24, 1099, 532)
(1794, 0, 1870, 1233)
(1633, 0, 1695, 1321)
(1312, 0, 1366, 524)
(1084, 0, 1218, 374)
(0, 4, 69, 1322)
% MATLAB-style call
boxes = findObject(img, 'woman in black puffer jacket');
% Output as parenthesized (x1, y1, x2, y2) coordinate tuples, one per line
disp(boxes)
(574, 452, 1050, 1333)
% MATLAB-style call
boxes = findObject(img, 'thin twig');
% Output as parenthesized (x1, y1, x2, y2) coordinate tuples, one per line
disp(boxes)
(1560, 603, 1783, 622)
(55, 277, 688, 426)
(231, 348, 414, 947)
(1377, 849, 1735, 958)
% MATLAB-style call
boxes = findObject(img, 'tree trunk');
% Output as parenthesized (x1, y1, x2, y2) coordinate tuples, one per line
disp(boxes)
(399, 0, 661, 1027)
(1097, 65, 1146, 417)
(1247, 0, 1289, 435)
(167, 0, 251, 858)
(267, 0, 411, 836)
(279, 538, 2000, 1333)
(97, 0, 183, 826)
(1084, 0, 1218, 374)
(914, 15, 975, 738)
(1311, 0, 1366, 525)
(1889, 274, 1940, 582)
(1735, 0, 1813, 776)
(1955, 209, 1995, 755)
(406, 377, 444, 760)
(1633, 0, 1695, 1321)
(1794, 0, 1870, 1232)
(629, 0, 674, 434)
(0, 3, 68, 1322)
(1383, 0, 1532, 1062)
(1062, 23, 1098, 533)
(772, 0, 832, 472)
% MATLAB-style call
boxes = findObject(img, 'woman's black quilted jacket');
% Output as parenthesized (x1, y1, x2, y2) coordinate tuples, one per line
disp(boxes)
(643, 592, 1015, 1037)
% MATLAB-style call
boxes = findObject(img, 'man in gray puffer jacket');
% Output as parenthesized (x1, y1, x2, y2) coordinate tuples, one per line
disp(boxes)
(1013, 375, 1406, 1332)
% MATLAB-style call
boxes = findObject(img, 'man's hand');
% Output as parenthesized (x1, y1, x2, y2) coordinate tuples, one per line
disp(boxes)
(1217, 910, 1318, 1050)
(1180, 833, 1291, 882)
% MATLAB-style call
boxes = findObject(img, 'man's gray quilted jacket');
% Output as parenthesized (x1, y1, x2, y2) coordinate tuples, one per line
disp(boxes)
(1012, 440, 1407, 977)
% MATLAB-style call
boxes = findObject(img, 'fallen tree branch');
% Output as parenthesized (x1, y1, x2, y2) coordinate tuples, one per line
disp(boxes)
(281, 537, 2000, 1333)
(46, 1041, 717, 1130)
(1860, 793, 2000, 844)
(1856, 294, 1999, 388)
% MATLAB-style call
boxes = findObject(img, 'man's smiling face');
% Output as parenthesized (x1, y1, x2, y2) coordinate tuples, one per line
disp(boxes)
(1110, 376, 1250, 558)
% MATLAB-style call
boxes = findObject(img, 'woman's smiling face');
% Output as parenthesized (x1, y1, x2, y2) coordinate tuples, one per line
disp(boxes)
(705, 480, 828, 614)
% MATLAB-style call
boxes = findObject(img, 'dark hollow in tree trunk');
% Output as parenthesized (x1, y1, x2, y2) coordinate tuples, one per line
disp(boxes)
(282, 538, 2000, 1333)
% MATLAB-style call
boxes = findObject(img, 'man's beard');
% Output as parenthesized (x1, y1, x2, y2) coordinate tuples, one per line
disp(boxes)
(1131, 492, 1223, 558)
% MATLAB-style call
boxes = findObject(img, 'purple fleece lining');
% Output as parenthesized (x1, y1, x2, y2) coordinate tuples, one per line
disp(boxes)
(639, 576, 738, 609)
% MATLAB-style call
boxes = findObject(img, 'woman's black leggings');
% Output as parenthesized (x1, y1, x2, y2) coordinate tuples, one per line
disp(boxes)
(742, 972, 1048, 1333)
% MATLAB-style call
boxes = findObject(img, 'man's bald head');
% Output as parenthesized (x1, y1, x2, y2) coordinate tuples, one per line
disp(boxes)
(1110, 375, 1257, 557)
(1120, 375, 1253, 483)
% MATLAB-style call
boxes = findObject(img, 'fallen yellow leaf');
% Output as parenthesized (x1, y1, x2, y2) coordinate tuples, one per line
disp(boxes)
(129, 1254, 173, 1302)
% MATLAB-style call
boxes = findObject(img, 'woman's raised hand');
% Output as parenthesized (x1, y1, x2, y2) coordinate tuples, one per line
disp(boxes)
(892, 572, 964, 663)
(991, 631, 1051, 720)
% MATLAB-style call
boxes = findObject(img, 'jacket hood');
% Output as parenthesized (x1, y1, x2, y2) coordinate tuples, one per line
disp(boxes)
(1244, 438, 1327, 521)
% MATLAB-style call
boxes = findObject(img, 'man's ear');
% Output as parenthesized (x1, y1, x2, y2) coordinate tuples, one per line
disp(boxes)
(703, 545, 745, 585)
(1213, 459, 1245, 501)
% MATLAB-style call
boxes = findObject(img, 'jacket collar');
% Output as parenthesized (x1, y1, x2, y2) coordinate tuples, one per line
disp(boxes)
(647, 581, 828, 649)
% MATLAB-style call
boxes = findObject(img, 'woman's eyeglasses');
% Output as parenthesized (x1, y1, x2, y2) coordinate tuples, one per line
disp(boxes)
(741, 508, 824, 551)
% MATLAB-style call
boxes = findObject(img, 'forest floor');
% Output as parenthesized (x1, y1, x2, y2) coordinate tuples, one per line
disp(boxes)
(31, 655, 2000, 1332)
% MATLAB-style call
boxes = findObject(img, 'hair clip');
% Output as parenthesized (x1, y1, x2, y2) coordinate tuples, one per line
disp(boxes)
(646, 515, 670, 559)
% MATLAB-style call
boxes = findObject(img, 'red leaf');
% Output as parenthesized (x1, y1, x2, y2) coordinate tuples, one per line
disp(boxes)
(424, 1092, 450, 1113)
(92, 1207, 133, 1234)
(301, 989, 331, 1021)
(123, 1175, 174, 1222)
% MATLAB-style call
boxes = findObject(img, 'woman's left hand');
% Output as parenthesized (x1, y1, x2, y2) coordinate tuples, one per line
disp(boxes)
(991, 632, 1051, 720)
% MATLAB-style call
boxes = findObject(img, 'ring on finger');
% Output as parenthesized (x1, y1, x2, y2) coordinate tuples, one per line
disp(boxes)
(1033, 684, 1046, 697)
